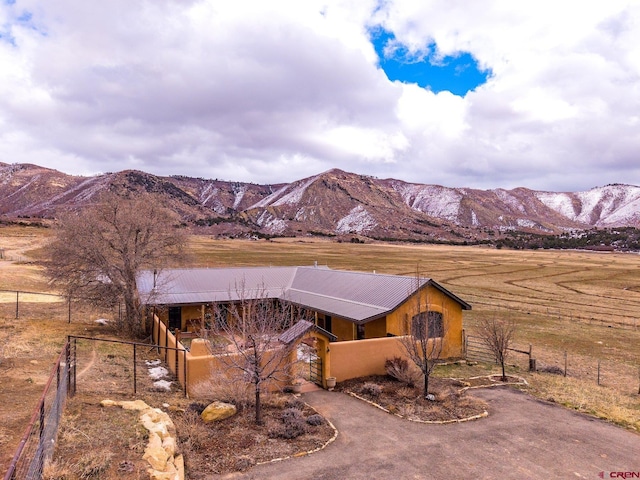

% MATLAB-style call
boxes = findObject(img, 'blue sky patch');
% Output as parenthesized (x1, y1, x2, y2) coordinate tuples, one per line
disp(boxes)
(370, 28, 491, 96)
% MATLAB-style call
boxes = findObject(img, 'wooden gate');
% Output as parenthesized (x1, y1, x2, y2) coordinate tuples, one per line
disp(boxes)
(309, 351, 323, 386)
(465, 335, 496, 364)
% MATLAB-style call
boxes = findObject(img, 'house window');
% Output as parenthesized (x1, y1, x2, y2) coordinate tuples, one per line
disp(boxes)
(356, 323, 365, 340)
(411, 311, 444, 339)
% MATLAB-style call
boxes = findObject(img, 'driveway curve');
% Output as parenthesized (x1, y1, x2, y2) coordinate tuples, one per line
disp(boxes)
(220, 387, 639, 480)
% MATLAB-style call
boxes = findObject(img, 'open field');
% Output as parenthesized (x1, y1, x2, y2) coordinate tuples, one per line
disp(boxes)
(1, 226, 639, 473)
(189, 236, 640, 430)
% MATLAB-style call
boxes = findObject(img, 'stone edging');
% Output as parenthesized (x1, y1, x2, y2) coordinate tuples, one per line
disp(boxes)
(453, 375, 528, 393)
(347, 392, 489, 424)
(255, 395, 339, 466)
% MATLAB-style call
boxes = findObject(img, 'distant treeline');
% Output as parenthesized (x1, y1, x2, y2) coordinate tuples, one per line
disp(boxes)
(494, 226, 640, 251)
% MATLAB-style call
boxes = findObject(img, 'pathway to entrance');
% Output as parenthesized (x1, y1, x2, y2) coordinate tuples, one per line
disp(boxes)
(219, 387, 640, 479)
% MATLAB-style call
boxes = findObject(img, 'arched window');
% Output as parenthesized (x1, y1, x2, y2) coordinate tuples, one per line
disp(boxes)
(411, 311, 444, 339)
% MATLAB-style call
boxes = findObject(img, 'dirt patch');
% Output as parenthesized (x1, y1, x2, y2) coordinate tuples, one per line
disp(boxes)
(335, 375, 488, 422)
(174, 395, 336, 478)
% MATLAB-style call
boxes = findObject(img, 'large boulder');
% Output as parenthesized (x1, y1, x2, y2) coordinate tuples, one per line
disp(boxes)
(201, 401, 237, 423)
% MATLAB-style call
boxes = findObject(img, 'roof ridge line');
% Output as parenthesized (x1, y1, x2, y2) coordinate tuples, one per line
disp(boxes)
(284, 287, 389, 312)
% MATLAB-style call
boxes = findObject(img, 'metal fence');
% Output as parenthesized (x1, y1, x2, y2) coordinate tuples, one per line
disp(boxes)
(0, 290, 68, 322)
(67, 335, 188, 397)
(3, 342, 70, 480)
(465, 335, 533, 371)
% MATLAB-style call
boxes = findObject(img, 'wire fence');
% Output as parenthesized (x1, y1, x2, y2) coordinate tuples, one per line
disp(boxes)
(3, 342, 70, 480)
(0, 289, 125, 325)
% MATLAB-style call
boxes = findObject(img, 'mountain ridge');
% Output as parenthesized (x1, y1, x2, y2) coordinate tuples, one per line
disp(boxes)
(1, 162, 639, 242)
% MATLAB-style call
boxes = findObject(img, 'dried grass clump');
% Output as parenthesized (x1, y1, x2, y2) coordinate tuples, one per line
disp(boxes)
(385, 356, 420, 387)
(76, 449, 113, 479)
(360, 382, 383, 397)
(175, 409, 212, 453)
(190, 371, 253, 410)
(42, 459, 73, 480)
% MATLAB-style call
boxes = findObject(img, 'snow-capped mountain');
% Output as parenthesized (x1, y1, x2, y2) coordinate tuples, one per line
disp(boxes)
(1, 162, 639, 241)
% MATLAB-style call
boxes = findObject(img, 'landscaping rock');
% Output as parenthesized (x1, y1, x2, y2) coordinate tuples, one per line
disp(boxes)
(201, 401, 237, 423)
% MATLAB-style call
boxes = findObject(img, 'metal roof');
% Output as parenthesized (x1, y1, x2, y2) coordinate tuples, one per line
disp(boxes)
(138, 266, 298, 305)
(138, 265, 471, 323)
(278, 319, 337, 344)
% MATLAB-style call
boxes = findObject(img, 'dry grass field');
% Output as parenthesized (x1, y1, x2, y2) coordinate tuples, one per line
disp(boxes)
(1, 227, 639, 474)
(188, 236, 640, 430)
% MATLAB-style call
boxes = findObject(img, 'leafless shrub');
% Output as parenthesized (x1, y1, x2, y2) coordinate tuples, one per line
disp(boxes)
(268, 408, 308, 439)
(175, 409, 211, 453)
(281, 407, 304, 423)
(477, 317, 517, 381)
(285, 397, 306, 410)
(360, 382, 383, 397)
(306, 414, 325, 426)
(385, 356, 420, 387)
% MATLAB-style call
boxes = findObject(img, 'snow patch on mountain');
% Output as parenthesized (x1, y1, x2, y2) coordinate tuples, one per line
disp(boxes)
(494, 189, 526, 213)
(516, 218, 537, 228)
(250, 184, 290, 209)
(232, 184, 247, 209)
(256, 211, 287, 234)
(273, 176, 318, 207)
(536, 192, 576, 219)
(393, 183, 462, 221)
(537, 185, 640, 226)
(336, 205, 377, 234)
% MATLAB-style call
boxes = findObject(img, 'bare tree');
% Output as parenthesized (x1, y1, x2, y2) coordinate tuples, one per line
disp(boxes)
(477, 317, 516, 381)
(398, 268, 444, 399)
(208, 284, 304, 424)
(44, 192, 186, 336)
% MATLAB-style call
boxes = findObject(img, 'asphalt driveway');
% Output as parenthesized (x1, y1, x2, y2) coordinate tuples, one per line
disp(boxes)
(219, 387, 639, 479)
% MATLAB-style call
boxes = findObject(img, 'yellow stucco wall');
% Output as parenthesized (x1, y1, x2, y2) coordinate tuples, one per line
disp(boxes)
(384, 284, 464, 358)
(331, 316, 355, 341)
(364, 317, 387, 339)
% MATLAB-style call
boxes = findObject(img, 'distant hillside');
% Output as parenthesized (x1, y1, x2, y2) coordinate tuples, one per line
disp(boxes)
(1, 162, 639, 244)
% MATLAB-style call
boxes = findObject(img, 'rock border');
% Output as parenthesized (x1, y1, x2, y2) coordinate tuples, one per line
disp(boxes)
(454, 374, 528, 392)
(255, 394, 339, 466)
(347, 392, 488, 424)
(344, 375, 527, 424)
(101, 399, 185, 480)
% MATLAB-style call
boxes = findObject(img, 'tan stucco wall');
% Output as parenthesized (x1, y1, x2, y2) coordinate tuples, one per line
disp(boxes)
(328, 336, 409, 382)
(152, 315, 296, 397)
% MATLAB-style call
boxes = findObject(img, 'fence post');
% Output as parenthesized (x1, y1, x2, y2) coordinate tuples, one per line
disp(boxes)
(564, 351, 567, 377)
(73, 338, 77, 396)
(15, 291, 19, 319)
(183, 349, 187, 397)
(133, 343, 137, 395)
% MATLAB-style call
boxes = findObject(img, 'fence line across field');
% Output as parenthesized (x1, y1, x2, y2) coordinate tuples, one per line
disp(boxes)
(67, 335, 189, 397)
(3, 342, 70, 480)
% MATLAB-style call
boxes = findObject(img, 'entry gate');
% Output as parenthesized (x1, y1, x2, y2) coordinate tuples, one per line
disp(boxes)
(309, 351, 322, 386)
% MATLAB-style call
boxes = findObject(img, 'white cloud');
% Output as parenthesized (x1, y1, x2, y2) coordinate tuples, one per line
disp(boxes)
(0, 0, 639, 191)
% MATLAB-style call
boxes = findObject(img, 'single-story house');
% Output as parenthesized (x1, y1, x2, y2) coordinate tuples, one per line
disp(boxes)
(138, 265, 471, 359)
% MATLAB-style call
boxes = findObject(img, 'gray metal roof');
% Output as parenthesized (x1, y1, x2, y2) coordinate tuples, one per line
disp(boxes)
(138, 266, 297, 305)
(138, 265, 470, 323)
(278, 319, 337, 344)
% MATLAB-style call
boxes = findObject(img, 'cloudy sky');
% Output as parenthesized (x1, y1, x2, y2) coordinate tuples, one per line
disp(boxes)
(1, 0, 639, 192)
